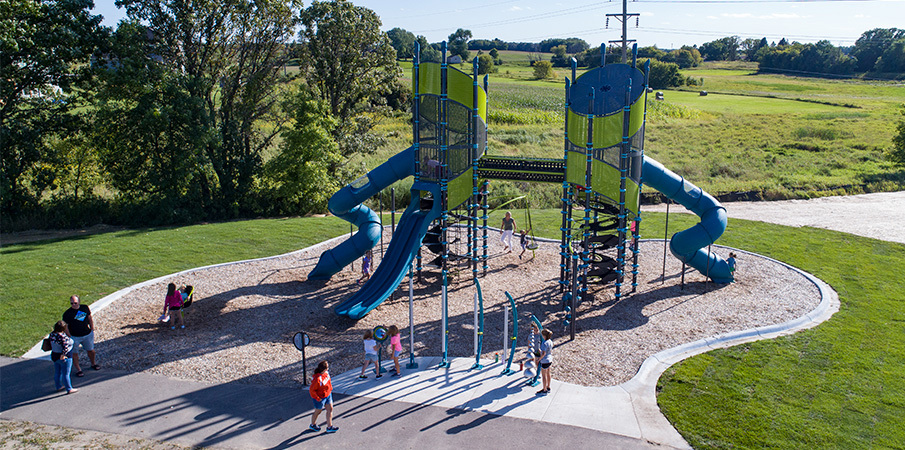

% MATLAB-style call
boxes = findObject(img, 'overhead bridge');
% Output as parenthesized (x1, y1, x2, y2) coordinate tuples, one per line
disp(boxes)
(477, 156, 565, 183)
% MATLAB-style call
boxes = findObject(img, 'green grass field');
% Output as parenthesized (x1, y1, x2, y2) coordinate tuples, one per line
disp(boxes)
(2, 212, 904, 448)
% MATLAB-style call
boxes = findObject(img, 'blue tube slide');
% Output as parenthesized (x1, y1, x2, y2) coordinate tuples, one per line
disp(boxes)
(307, 146, 415, 280)
(642, 157, 734, 283)
(335, 182, 442, 319)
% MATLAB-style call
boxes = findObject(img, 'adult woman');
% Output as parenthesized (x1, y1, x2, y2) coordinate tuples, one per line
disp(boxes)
(49, 320, 78, 394)
(500, 211, 516, 253)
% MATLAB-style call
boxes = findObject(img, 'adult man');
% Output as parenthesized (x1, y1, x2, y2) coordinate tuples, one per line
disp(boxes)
(62, 295, 99, 377)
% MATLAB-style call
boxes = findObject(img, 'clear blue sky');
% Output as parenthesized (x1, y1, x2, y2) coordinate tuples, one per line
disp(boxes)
(91, 0, 905, 49)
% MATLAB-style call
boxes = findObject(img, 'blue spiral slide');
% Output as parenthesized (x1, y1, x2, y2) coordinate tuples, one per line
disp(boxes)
(308, 146, 443, 319)
(642, 156, 734, 283)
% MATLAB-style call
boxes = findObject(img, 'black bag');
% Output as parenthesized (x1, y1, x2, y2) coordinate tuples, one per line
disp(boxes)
(42, 337, 52, 352)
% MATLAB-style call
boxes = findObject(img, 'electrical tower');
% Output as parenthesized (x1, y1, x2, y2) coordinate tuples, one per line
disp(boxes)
(606, 0, 639, 63)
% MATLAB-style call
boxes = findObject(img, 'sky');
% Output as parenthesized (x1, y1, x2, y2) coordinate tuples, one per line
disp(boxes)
(91, 0, 905, 49)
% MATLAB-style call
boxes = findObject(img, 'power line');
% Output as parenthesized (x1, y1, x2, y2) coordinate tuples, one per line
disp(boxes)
(410, 1, 618, 34)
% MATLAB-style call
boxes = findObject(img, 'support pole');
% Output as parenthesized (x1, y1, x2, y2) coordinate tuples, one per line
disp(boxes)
(407, 261, 418, 369)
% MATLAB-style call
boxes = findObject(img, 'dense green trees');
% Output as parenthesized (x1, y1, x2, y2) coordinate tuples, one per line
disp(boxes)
(757, 40, 856, 76)
(852, 28, 905, 72)
(299, 0, 399, 169)
(1, 0, 106, 217)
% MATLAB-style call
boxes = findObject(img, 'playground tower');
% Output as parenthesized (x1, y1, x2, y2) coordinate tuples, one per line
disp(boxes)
(559, 46, 650, 337)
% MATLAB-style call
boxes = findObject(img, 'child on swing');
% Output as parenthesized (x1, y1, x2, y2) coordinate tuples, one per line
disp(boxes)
(519, 229, 531, 259)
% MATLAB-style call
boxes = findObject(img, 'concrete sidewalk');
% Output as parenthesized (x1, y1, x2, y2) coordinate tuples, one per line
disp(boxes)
(0, 356, 668, 450)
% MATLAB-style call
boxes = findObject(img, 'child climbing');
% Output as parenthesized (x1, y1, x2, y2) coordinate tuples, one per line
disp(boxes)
(388, 325, 403, 376)
(520, 321, 541, 375)
(358, 249, 372, 285)
(359, 330, 381, 379)
(500, 211, 516, 253)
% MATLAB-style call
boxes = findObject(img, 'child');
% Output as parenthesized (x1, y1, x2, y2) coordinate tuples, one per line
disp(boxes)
(308, 361, 338, 433)
(358, 250, 372, 285)
(520, 322, 541, 375)
(388, 325, 403, 376)
(162, 283, 185, 329)
(727, 252, 737, 278)
(359, 330, 382, 379)
(537, 329, 554, 394)
(519, 229, 528, 259)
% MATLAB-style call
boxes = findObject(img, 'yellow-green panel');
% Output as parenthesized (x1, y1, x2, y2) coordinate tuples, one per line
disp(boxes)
(417, 64, 442, 96)
(565, 152, 640, 215)
(567, 96, 645, 149)
(415, 63, 486, 122)
(448, 168, 475, 209)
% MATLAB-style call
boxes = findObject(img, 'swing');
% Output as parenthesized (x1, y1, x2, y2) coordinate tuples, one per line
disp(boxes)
(524, 200, 539, 253)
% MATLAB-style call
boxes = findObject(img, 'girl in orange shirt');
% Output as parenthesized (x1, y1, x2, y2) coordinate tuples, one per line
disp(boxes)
(308, 361, 338, 433)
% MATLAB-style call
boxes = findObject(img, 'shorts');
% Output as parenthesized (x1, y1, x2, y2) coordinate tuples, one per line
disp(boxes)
(71, 331, 95, 352)
(312, 393, 333, 410)
(541, 362, 552, 369)
(365, 353, 378, 362)
(393, 350, 402, 358)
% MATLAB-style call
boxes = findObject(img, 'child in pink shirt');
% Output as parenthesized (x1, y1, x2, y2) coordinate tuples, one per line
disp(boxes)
(388, 325, 403, 376)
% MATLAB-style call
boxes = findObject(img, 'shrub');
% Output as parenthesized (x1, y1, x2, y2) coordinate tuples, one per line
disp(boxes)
(534, 61, 554, 79)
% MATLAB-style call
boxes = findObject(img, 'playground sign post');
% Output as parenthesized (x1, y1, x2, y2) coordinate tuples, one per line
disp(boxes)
(293, 331, 310, 385)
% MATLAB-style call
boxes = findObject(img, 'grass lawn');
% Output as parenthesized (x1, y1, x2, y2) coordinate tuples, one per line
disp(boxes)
(2, 211, 904, 447)
(0, 216, 346, 356)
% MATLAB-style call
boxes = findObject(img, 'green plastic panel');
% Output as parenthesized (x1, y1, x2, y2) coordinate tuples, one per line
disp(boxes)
(415, 63, 486, 122)
(566, 95, 645, 150)
(565, 152, 640, 215)
(448, 168, 474, 210)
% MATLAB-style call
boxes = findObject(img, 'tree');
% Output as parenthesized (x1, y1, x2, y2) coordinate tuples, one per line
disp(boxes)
(448, 28, 472, 61)
(387, 27, 415, 59)
(1, 0, 107, 216)
(477, 54, 494, 75)
(116, 0, 299, 217)
(533, 61, 554, 79)
(890, 105, 905, 167)
(852, 28, 905, 72)
(262, 85, 341, 215)
(299, 0, 399, 169)
(91, 21, 210, 217)
(700, 36, 740, 61)
(645, 59, 684, 89)
(875, 38, 905, 73)
(550, 45, 569, 67)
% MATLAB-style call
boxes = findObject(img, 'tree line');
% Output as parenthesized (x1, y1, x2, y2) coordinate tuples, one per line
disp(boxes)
(695, 29, 905, 77)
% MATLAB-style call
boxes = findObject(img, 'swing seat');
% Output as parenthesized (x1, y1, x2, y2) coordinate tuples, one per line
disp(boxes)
(526, 241, 539, 250)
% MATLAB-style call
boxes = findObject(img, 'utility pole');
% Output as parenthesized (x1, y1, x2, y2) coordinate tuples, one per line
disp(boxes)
(606, 0, 639, 63)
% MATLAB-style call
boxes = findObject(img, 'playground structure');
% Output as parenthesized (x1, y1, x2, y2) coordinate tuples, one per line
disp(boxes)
(309, 41, 734, 359)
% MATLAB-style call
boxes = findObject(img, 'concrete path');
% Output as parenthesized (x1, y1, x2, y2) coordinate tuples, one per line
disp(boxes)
(643, 191, 905, 245)
(0, 356, 665, 450)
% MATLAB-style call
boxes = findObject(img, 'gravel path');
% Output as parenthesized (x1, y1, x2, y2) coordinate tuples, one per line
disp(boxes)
(643, 191, 905, 244)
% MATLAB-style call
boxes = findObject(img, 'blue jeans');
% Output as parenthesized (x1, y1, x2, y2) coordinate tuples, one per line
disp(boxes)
(54, 357, 73, 391)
